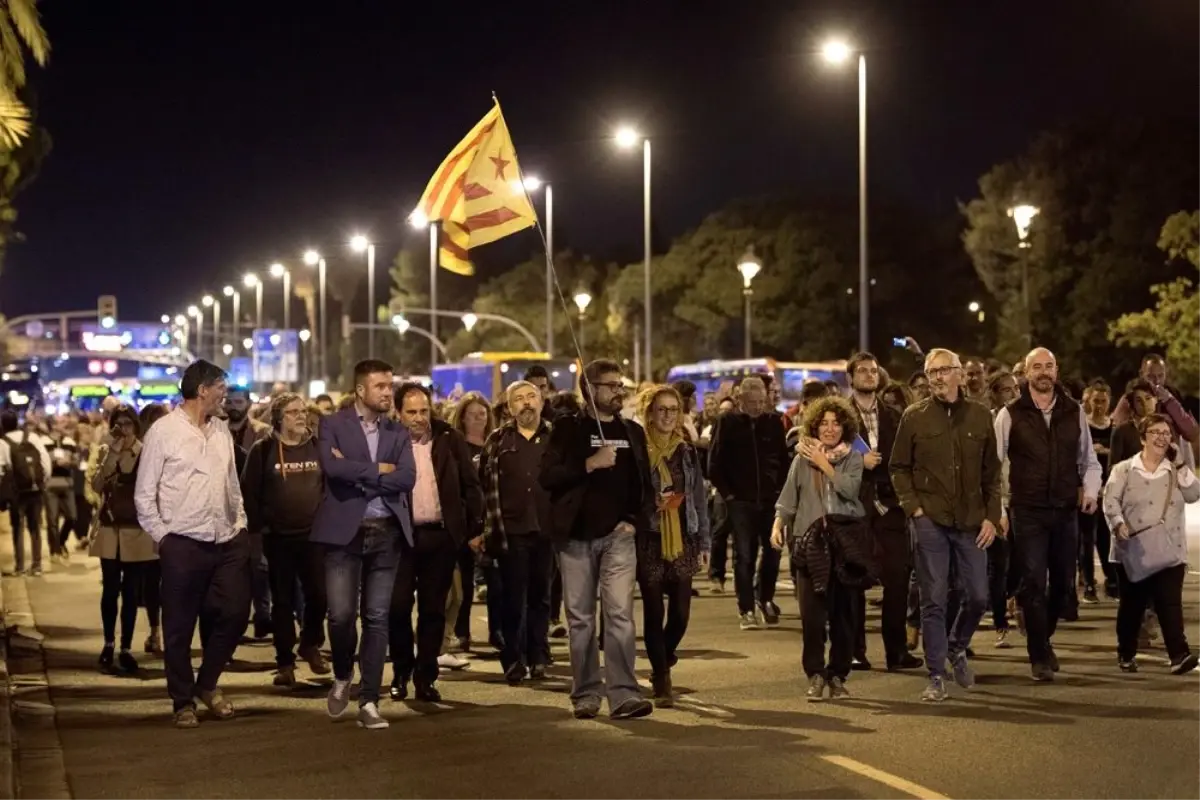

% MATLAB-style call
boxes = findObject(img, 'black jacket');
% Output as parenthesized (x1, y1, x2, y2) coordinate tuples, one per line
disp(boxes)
(707, 411, 790, 506)
(795, 514, 878, 594)
(1005, 385, 1082, 509)
(539, 412, 654, 541)
(423, 419, 486, 546)
(850, 398, 902, 513)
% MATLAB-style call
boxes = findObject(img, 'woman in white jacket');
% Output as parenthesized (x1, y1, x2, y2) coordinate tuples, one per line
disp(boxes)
(1103, 413, 1200, 676)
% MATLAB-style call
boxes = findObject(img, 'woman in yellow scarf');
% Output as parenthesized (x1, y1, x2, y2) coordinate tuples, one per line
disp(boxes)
(635, 385, 711, 709)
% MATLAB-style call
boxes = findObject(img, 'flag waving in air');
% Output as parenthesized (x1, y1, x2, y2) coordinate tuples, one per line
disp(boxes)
(415, 100, 538, 276)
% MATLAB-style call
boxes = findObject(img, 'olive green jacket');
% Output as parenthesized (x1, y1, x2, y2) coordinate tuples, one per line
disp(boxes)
(889, 392, 1002, 532)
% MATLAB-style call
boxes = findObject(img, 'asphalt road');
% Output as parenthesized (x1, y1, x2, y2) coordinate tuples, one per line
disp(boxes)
(3, 543, 1199, 800)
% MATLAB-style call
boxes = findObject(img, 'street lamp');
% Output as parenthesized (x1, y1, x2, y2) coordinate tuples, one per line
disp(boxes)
(269, 262, 291, 331)
(520, 175, 554, 355)
(573, 290, 593, 351)
(392, 314, 410, 335)
(188, 305, 203, 359)
(244, 273, 264, 333)
(461, 313, 478, 332)
(614, 125, 652, 380)
(304, 249, 327, 382)
(223, 285, 240, 359)
(1007, 204, 1040, 349)
(160, 314, 170, 325)
(737, 246, 763, 359)
(821, 36, 869, 352)
(222, 343, 233, 356)
(242, 337, 253, 351)
(351, 234, 378, 358)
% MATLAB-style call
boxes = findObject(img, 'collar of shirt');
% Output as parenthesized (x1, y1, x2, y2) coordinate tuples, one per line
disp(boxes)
(1131, 453, 1172, 479)
(355, 401, 381, 433)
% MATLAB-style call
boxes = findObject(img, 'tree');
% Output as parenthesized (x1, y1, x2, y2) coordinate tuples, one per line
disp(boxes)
(0, 0, 48, 148)
(1108, 211, 1200, 394)
(962, 117, 1199, 377)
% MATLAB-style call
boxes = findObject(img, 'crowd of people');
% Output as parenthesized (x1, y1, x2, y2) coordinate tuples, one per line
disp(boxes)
(0, 343, 1195, 728)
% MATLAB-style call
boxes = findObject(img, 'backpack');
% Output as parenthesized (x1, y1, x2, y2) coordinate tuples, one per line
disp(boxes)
(10, 432, 46, 495)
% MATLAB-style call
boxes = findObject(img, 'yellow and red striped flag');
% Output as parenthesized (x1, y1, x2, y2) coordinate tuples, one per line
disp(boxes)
(415, 100, 537, 276)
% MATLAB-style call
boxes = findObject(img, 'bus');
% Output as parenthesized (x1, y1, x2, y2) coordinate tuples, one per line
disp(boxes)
(430, 352, 580, 403)
(665, 358, 848, 410)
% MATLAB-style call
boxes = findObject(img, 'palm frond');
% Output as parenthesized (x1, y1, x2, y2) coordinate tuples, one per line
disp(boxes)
(0, 13, 25, 88)
(0, 90, 31, 149)
(4, 0, 48, 66)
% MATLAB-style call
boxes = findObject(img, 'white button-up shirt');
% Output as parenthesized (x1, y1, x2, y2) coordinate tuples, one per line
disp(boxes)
(134, 407, 248, 544)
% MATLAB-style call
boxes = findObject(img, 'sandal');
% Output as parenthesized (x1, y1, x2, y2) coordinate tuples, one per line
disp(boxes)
(197, 688, 235, 720)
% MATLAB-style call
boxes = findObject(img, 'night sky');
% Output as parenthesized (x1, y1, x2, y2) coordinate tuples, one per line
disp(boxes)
(1, 0, 1196, 323)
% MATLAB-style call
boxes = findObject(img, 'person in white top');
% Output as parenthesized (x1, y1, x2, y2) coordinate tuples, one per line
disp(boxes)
(0, 409, 53, 576)
(134, 360, 250, 729)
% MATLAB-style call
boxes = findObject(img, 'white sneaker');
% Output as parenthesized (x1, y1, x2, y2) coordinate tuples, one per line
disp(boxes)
(357, 702, 389, 730)
(437, 653, 470, 671)
(327, 678, 351, 718)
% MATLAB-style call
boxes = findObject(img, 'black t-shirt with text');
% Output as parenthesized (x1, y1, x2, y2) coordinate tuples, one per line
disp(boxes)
(574, 416, 639, 541)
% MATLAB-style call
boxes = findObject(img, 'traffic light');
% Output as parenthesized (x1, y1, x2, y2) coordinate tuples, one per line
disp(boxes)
(98, 295, 117, 329)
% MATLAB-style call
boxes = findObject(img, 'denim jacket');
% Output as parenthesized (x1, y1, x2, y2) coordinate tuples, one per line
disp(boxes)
(646, 441, 711, 552)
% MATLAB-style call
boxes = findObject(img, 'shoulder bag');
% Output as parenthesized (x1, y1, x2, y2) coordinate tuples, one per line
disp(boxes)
(1120, 465, 1184, 583)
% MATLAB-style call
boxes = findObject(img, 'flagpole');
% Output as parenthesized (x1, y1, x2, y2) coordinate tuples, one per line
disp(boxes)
(429, 222, 439, 367)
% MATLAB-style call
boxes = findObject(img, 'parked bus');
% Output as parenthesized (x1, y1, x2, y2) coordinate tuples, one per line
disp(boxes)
(430, 352, 580, 403)
(665, 358, 848, 410)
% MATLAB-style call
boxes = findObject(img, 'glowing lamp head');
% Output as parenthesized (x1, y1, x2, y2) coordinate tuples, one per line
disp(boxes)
(573, 292, 593, 313)
(521, 176, 542, 192)
(201, 295, 214, 307)
(350, 234, 371, 251)
(242, 337, 253, 350)
(187, 305, 200, 319)
(968, 301, 981, 313)
(1007, 204, 1040, 242)
(222, 343, 233, 356)
(392, 314, 410, 334)
(737, 246, 763, 288)
(461, 313, 478, 332)
(303, 249, 320, 266)
(160, 314, 170, 324)
(407, 210, 429, 230)
(174, 314, 186, 326)
(821, 39, 853, 64)
(299, 329, 311, 343)
(269, 262, 286, 278)
(243, 273, 258, 288)
(614, 126, 641, 149)
(223, 285, 234, 297)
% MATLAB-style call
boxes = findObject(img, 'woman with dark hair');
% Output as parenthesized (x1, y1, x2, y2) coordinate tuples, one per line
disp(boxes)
(771, 396, 867, 701)
(449, 391, 495, 463)
(89, 405, 158, 673)
(138, 402, 168, 432)
(1111, 381, 1159, 467)
(879, 382, 912, 414)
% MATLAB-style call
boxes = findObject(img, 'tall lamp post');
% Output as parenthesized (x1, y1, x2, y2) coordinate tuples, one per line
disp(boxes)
(573, 290, 592, 352)
(821, 38, 869, 352)
(737, 246, 762, 359)
(350, 234, 377, 359)
(269, 262, 291, 331)
(304, 249, 326, 381)
(615, 126, 652, 380)
(201, 294, 218, 364)
(188, 304, 203, 361)
(1007, 204, 1039, 351)
(223, 285, 239, 361)
(244, 273, 263, 332)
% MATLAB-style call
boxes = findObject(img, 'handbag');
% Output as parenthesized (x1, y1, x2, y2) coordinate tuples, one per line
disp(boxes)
(1119, 465, 1184, 583)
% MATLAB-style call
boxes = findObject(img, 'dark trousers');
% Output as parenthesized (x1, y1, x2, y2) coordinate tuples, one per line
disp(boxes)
(728, 500, 780, 614)
(550, 562, 564, 624)
(1011, 506, 1078, 665)
(799, 572, 854, 680)
(708, 494, 734, 582)
(855, 509, 910, 665)
(906, 571, 920, 627)
(325, 524, 402, 705)
(143, 560, 162, 628)
(453, 545, 476, 640)
(1116, 563, 1189, 662)
(638, 561, 694, 679)
(484, 563, 504, 641)
(72, 495, 92, 549)
(498, 536, 554, 671)
(263, 535, 327, 668)
(389, 524, 458, 687)
(100, 558, 143, 650)
(159, 532, 252, 712)
(1078, 510, 1117, 591)
(43, 486, 76, 556)
(8, 494, 43, 572)
(987, 536, 1011, 631)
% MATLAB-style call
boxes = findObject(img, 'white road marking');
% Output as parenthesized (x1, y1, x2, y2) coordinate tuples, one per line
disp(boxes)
(821, 754, 950, 800)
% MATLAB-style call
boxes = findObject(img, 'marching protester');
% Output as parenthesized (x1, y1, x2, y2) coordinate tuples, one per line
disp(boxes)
(635, 385, 710, 707)
(240, 392, 329, 687)
(90, 405, 158, 675)
(134, 361, 251, 728)
(891, 348, 1003, 702)
(772, 395, 870, 701)
(388, 382, 484, 702)
(45, 418, 80, 565)
(995, 348, 1103, 682)
(1080, 380, 1118, 601)
(312, 359, 415, 730)
(1111, 354, 1198, 446)
(1103, 413, 1199, 675)
(1, 409, 52, 577)
(478, 380, 555, 685)
(540, 359, 654, 720)
(225, 387, 273, 640)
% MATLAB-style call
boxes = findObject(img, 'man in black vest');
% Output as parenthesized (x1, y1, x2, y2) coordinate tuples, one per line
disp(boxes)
(994, 348, 1102, 682)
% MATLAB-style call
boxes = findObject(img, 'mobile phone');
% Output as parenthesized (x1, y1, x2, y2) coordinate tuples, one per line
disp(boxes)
(892, 337, 907, 347)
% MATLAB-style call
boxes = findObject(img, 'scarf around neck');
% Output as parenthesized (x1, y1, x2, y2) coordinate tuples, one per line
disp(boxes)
(646, 426, 685, 561)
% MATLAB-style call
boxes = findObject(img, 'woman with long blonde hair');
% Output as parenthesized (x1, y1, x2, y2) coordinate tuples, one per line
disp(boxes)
(634, 385, 710, 708)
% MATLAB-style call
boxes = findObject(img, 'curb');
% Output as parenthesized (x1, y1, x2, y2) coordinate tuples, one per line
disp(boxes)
(1, 576, 13, 800)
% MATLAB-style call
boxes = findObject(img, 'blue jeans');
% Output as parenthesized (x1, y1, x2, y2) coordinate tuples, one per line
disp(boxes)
(911, 516, 988, 678)
(324, 525, 402, 705)
(557, 531, 639, 711)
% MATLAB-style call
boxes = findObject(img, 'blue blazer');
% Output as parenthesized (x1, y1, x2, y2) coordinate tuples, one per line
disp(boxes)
(310, 406, 416, 546)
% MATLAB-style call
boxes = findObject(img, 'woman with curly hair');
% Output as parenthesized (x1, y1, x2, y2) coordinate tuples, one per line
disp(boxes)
(771, 395, 865, 702)
(635, 384, 711, 708)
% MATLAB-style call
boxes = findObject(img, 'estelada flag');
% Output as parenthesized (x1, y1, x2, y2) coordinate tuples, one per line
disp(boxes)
(415, 100, 538, 276)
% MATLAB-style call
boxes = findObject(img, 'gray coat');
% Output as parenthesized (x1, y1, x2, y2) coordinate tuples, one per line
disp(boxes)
(776, 450, 865, 537)
(1103, 455, 1200, 567)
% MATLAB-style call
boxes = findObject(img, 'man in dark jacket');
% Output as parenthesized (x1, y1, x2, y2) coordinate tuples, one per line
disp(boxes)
(388, 383, 484, 703)
(847, 352, 922, 672)
(708, 376, 790, 630)
(994, 348, 1101, 682)
(540, 359, 654, 721)
(890, 348, 1002, 703)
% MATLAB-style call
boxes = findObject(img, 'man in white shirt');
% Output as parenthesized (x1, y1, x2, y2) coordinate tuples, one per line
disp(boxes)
(135, 360, 250, 729)
(0, 409, 53, 576)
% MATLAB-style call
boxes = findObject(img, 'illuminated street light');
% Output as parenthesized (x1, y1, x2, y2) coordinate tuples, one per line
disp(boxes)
(304, 250, 327, 381)
(242, 337, 253, 350)
(222, 343, 233, 356)
(573, 291, 592, 314)
(392, 314, 411, 335)
(614, 126, 640, 149)
(202, 294, 214, 307)
(968, 301, 981, 313)
(738, 246, 764, 358)
(614, 125, 652, 379)
(461, 313, 478, 332)
(1007, 204, 1040, 244)
(821, 38, 852, 64)
(269, 333, 281, 346)
(269, 262, 286, 279)
(1007, 204, 1040, 350)
(521, 175, 542, 192)
(243, 273, 258, 288)
(160, 314, 170, 324)
(350, 234, 370, 252)
(352, 234, 379, 357)
(223, 285, 234, 297)
(187, 305, 200, 318)
(299, 328, 311, 343)
(407, 210, 429, 230)
(303, 249, 320, 266)
(174, 314, 186, 326)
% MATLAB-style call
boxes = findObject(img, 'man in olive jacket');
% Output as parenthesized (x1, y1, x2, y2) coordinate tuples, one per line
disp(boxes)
(890, 348, 1002, 703)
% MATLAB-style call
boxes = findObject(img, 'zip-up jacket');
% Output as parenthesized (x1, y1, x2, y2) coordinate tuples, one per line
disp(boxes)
(707, 411, 790, 506)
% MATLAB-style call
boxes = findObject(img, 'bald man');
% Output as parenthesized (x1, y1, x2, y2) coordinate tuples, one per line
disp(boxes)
(994, 348, 1102, 683)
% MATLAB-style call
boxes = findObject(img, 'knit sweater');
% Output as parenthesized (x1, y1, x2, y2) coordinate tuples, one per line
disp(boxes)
(1102, 454, 1200, 566)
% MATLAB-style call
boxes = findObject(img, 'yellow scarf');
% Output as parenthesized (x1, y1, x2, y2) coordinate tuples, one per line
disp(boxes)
(646, 427, 685, 561)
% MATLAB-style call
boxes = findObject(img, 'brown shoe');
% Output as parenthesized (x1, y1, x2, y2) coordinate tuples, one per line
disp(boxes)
(174, 705, 200, 729)
(197, 688, 235, 720)
(905, 625, 920, 652)
(298, 645, 330, 676)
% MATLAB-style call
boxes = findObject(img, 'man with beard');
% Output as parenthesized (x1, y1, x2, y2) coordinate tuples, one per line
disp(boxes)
(224, 387, 273, 639)
(963, 358, 988, 403)
(994, 348, 1102, 682)
(890, 349, 1002, 702)
(477, 380, 555, 685)
(847, 352, 922, 672)
(540, 359, 654, 720)
(1111, 354, 1198, 446)
(312, 359, 415, 730)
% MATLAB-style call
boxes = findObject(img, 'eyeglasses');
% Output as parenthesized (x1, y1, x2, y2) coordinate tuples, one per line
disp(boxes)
(1146, 429, 1173, 439)
(654, 406, 681, 415)
(927, 366, 958, 379)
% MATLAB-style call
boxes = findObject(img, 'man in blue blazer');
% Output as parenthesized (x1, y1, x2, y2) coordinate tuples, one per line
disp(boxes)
(311, 359, 415, 730)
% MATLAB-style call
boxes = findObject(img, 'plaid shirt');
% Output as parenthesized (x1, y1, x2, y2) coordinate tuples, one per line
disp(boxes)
(480, 418, 553, 552)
